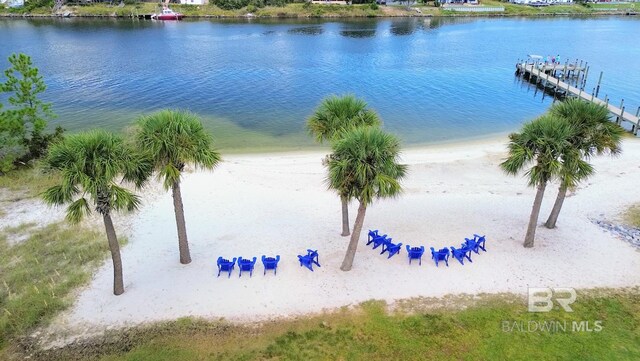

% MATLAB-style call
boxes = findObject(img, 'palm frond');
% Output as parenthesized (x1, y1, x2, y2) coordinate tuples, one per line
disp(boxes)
(159, 163, 181, 190)
(135, 109, 221, 188)
(122, 149, 154, 189)
(502, 115, 572, 187)
(327, 127, 406, 206)
(42, 130, 144, 222)
(307, 94, 382, 144)
(65, 197, 91, 224)
(110, 184, 142, 213)
(546, 98, 624, 189)
(42, 184, 76, 206)
(550, 98, 623, 157)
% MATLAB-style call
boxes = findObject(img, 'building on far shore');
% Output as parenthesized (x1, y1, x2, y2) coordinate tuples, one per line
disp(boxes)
(440, 0, 479, 4)
(509, 0, 572, 4)
(0, 0, 25, 7)
(179, 0, 208, 4)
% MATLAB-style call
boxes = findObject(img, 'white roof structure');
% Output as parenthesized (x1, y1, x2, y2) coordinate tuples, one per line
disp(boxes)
(1, 0, 25, 7)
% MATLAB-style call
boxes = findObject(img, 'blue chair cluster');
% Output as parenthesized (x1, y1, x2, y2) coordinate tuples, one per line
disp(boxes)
(217, 249, 321, 278)
(367, 230, 403, 259)
(217, 255, 281, 278)
(431, 234, 487, 267)
(367, 230, 487, 267)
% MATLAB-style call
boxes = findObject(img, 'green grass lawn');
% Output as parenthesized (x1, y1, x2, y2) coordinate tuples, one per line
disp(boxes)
(0, 222, 123, 358)
(13, 289, 638, 361)
(0, 163, 61, 199)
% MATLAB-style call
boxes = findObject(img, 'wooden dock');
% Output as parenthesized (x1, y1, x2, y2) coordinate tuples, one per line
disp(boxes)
(516, 62, 640, 134)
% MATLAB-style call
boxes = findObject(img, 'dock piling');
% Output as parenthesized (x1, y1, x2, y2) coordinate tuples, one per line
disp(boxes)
(617, 99, 625, 124)
(515, 61, 639, 132)
(582, 66, 589, 89)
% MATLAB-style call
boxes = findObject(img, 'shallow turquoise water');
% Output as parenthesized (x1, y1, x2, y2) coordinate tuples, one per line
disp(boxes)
(0, 17, 639, 150)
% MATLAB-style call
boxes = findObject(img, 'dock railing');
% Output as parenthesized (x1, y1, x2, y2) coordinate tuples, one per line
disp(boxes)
(515, 60, 640, 134)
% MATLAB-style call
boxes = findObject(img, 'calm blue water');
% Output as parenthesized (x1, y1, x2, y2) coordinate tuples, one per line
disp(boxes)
(1, 17, 639, 150)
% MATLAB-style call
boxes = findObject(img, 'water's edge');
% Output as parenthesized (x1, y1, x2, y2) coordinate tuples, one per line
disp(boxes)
(1, 13, 638, 19)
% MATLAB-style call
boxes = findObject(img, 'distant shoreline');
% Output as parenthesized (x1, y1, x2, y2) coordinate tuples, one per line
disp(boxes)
(1, 12, 638, 19)
(1, 1, 638, 20)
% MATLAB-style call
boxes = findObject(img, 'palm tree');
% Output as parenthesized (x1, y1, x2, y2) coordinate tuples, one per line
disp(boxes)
(307, 94, 381, 237)
(544, 99, 623, 229)
(42, 131, 151, 295)
(135, 110, 221, 264)
(500, 115, 573, 248)
(327, 127, 407, 271)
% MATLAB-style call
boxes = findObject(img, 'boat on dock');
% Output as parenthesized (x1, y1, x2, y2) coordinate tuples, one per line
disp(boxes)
(151, 8, 183, 20)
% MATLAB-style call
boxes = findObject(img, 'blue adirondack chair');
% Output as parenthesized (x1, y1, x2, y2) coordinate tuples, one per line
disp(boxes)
(430, 247, 450, 267)
(371, 236, 389, 250)
(367, 230, 382, 246)
(464, 234, 487, 254)
(217, 257, 237, 278)
(473, 234, 487, 252)
(450, 244, 473, 265)
(298, 249, 321, 271)
(262, 255, 281, 275)
(381, 240, 403, 258)
(367, 230, 389, 247)
(406, 245, 425, 265)
(237, 257, 257, 277)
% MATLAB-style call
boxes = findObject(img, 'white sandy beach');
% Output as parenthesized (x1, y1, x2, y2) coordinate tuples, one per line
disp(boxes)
(43, 136, 640, 339)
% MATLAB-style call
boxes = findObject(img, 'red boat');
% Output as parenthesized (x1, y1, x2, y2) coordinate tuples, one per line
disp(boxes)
(152, 8, 184, 20)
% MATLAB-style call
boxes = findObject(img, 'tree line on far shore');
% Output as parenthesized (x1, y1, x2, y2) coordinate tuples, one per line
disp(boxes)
(0, 53, 624, 295)
(7, 0, 389, 13)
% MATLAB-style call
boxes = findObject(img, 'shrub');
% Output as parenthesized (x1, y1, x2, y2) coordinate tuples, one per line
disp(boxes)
(24, 0, 53, 11)
(266, 0, 287, 6)
(212, 0, 291, 8)
(212, 0, 250, 10)
(0, 53, 64, 175)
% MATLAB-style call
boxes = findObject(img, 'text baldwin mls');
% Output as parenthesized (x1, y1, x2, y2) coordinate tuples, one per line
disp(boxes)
(502, 320, 603, 333)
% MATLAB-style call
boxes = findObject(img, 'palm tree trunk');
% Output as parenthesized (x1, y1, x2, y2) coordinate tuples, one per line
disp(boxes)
(545, 185, 567, 229)
(340, 202, 367, 271)
(172, 179, 191, 264)
(103, 213, 124, 296)
(341, 196, 350, 237)
(524, 182, 547, 248)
